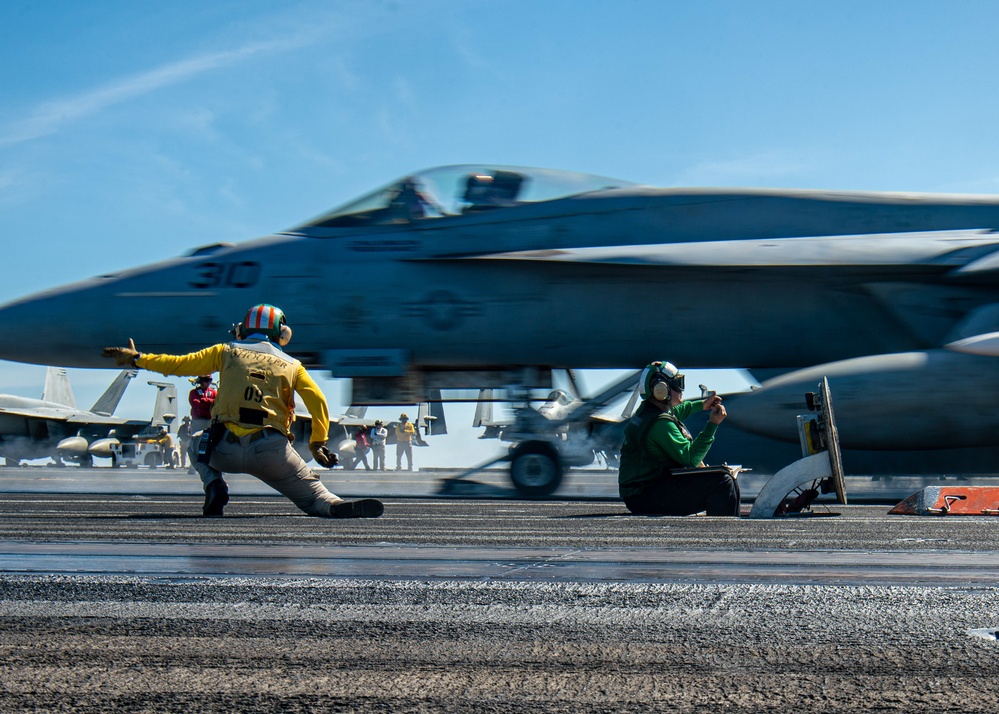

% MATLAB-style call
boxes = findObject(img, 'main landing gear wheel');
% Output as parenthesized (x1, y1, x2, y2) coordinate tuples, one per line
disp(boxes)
(509, 440, 563, 498)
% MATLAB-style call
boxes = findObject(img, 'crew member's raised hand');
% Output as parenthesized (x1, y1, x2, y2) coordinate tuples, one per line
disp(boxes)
(101, 338, 140, 367)
(702, 394, 723, 410)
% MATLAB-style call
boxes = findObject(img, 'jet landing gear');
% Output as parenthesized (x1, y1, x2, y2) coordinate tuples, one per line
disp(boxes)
(509, 440, 564, 497)
(437, 439, 566, 498)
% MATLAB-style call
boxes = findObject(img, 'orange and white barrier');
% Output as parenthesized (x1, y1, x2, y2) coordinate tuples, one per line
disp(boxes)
(889, 486, 999, 516)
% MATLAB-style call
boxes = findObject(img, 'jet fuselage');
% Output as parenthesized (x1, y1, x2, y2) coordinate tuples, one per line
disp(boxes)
(2, 182, 998, 374)
(2, 166, 999, 457)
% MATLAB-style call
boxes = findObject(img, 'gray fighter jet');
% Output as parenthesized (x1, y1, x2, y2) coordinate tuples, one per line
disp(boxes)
(0, 165, 998, 490)
(472, 370, 641, 481)
(0, 367, 177, 466)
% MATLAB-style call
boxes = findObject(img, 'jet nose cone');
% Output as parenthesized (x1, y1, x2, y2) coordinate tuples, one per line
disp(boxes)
(0, 280, 113, 368)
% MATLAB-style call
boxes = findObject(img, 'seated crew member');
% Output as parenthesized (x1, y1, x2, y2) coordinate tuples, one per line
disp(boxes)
(618, 361, 739, 516)
(102, 304, 383, 519)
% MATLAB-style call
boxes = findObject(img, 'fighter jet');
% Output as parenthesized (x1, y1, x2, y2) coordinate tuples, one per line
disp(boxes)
(1, 164, 998, 492)
(472, 370, 641, 480)
(0, 367, 168, 466)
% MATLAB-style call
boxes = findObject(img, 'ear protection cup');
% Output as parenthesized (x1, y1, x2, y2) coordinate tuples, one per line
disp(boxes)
(651, 374, 671, 402)
(642, 361, 684, 402)
(278, 324, 292, 346)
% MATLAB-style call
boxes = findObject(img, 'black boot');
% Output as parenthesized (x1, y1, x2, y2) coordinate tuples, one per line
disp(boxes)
(329, 498, 384, 518)
(203, 479, 229, 517)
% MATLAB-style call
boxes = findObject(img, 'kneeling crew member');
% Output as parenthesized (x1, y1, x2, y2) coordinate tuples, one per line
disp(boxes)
(618, 361, 739, 516)
(102, 304, 383, 519)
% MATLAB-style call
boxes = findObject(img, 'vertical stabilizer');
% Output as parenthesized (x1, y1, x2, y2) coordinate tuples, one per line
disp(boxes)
(89, 369, 138, 416)
(472, 388, 494, 428)
(413, 390, 446, 441)
(147, 381, 179, 430)
(427, 388, 447, 435)
(41, 367, 77, 407)
(345, 405, 368, 419)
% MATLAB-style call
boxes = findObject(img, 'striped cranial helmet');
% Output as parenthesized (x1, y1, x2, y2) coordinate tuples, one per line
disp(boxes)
(240, 304, 287, 342)
(639, 360, 685, 401)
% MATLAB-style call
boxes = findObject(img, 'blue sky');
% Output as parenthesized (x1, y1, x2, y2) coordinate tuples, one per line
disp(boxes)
(2, 0, 999, 465)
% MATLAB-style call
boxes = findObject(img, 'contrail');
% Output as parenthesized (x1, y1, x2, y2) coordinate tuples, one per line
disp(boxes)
(0, 33, 317, 148)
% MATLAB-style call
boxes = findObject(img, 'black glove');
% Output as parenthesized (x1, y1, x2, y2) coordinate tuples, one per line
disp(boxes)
(102, 338, 141, 367)
(309, 442, 338, 468)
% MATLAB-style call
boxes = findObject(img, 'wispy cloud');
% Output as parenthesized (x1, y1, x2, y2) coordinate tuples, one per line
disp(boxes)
(0, 33, 320, 148)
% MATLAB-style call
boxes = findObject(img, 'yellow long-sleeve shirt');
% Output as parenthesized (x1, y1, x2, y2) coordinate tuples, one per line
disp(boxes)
(136, 343, 330, 444)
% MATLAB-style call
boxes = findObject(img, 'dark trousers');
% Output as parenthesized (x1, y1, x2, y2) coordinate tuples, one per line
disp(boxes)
(624, 469, 741, 516)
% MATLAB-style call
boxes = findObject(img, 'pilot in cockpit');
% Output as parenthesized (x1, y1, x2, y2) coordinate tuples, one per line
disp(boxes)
(388, 177, 442, 221)
(461, 170, 526, 212)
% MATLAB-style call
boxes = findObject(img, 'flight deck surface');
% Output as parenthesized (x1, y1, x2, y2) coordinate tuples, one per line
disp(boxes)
(1, 468, 998, 712)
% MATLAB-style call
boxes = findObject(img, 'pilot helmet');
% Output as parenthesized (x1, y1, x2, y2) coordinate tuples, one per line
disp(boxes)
(239, 304, 291, 345)
(640, 361, 685, 401)
(462, 172, 496, 202)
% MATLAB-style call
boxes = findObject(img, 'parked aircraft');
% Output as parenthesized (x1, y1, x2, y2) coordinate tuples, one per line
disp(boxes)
(472, 371, 641, 491)
(1, 164, 998, 492)
(0, 367, 176, 466)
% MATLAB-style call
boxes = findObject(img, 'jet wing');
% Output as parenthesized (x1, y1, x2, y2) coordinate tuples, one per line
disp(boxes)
(333, 416, 378, 428)
(467, 229, 999, 270)
(0, 406, 127, 424)
(0, 406, 76, 421)
(65, 412, 129, 426)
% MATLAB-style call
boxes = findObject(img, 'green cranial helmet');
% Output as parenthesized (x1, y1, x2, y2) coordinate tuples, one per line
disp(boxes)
(640, 361, 685, 401)
(240, 304, 287, 341)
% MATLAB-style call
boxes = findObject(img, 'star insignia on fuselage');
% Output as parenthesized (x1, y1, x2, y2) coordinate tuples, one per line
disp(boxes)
(402, 290, 482, 331)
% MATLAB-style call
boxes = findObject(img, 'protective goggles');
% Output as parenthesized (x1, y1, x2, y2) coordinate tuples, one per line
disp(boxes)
(664, 373, 685, 392)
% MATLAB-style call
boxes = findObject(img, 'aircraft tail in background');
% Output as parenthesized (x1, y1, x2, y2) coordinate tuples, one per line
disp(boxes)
(146, 381, 179, 431)
(41, 367, 76, 408)
(417, 388, 447, 436)
(89, 369, 138, 416)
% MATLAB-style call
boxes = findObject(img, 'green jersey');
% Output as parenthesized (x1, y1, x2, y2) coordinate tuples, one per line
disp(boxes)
(618, 399, 718, 498)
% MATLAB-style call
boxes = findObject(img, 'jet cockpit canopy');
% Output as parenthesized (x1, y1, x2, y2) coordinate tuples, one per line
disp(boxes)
(298, 164, 637, 228)
(544, 389, 575, 407)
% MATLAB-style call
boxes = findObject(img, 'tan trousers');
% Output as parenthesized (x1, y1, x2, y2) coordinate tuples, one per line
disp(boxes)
(396, 440, 413, 470)
(189, 428, 342, 516)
